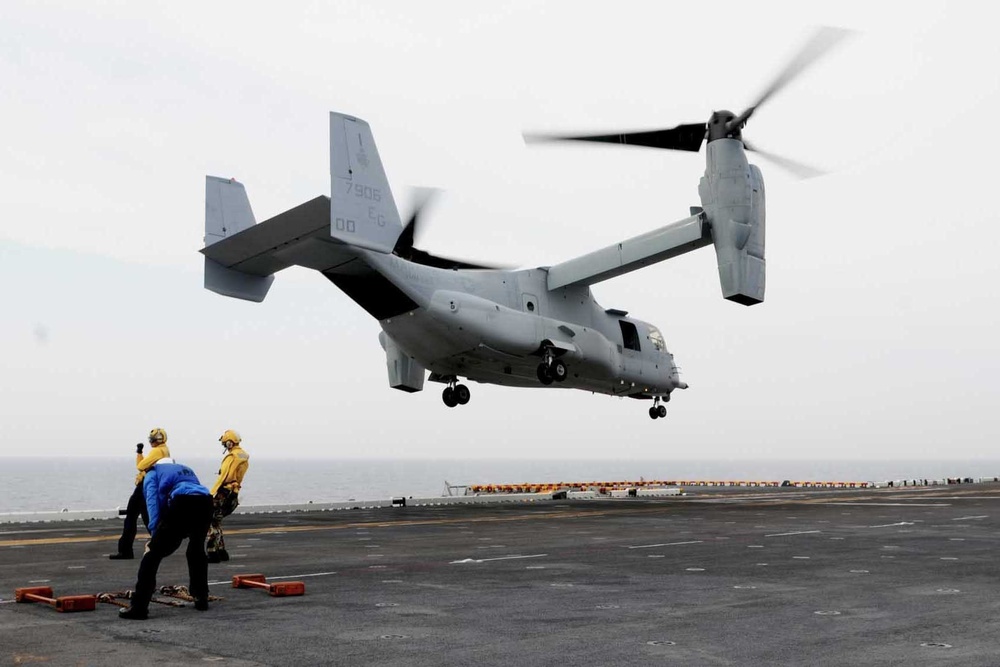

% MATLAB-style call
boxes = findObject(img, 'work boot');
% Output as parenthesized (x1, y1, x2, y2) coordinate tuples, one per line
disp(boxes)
(108, 553, 134, 560)
(118, 606, 148, 620)
(194, 598, 209, 611)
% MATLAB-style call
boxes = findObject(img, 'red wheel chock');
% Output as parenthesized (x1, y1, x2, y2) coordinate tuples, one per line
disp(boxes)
(231, 574, 305, 597)
(14, 586, 97, 612)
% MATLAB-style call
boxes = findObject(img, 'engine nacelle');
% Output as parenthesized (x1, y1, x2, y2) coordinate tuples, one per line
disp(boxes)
(699, 139, 766, 305)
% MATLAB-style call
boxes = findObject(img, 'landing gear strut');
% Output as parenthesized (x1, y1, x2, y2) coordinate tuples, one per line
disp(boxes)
(536, 348, 568, 386)
(441, 378, 471, 408)
(648, 397, 668, 420)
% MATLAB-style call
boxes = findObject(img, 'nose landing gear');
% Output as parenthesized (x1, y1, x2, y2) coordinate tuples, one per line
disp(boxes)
(441, 378, 471, 408)
(648, 397, 668, 420)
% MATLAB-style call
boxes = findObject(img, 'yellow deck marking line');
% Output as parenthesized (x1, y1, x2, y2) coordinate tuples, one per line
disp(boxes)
(5, 487, 999, 548)
(0, 507, 628, 548)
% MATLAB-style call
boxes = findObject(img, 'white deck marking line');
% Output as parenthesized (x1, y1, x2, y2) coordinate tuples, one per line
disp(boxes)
(868, 522, 915, 528)
(451, 554, 548, 564)
(952, 515, 988, 521)
(821, 502, 950, 507)
(627, 540, 703, 550)
(207, 571, 338, 586)
(919, 497, 1000, 500)
(765, 530, 821, 537)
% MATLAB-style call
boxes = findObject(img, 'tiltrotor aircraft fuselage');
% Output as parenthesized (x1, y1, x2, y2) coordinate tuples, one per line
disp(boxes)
(200, 29, 848, 419)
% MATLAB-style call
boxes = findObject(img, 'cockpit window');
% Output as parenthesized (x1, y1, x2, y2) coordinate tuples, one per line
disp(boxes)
(648, 327, 665, 351)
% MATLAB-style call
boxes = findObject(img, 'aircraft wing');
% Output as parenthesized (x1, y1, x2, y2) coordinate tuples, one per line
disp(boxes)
(545, 211, 710, 291)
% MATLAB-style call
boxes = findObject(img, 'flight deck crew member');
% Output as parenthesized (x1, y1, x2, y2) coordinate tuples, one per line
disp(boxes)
(118, 458, 213, 620)
(109, 428, 171, 560)
(206, 429, 250, 563)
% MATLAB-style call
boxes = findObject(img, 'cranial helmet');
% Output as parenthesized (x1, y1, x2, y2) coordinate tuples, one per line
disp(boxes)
(219, 429, 241, 448)
(148, 428, 167, 445)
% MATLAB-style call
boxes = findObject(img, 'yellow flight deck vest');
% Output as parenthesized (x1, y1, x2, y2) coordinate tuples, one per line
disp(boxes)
(211, 445, 250, 496)
(134, 444, 171, 485)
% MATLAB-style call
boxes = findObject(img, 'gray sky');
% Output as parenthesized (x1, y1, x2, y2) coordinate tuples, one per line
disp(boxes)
(1, 1, 997, 460)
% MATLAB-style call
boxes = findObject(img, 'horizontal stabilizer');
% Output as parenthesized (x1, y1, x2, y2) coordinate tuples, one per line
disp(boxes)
(546, 212, 711, 291)
(201, 182, 359, 302)
(201, 196, 356, 276)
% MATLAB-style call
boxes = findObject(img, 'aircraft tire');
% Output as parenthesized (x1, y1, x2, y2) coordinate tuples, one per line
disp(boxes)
(551, 360, 567, 382)
(536, 364, 554, 386)
(442, 387, 458, 407)
(649, 407, 659, 419)
(657, 405, 667, 418)
(455, 384, 471, 405)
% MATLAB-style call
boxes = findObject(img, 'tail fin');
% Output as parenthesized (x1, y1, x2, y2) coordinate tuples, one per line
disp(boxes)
(329, 112, 403, 253)
(203, 176, 275, 302)
(205, 176, 257, 244)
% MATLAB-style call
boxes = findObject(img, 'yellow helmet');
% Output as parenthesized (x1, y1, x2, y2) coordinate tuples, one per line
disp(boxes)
(219, 429, 241, 447)
(148, 428, 167, 445)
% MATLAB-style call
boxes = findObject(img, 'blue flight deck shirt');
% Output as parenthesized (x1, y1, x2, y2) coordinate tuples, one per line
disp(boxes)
(142, 461, 211, 535)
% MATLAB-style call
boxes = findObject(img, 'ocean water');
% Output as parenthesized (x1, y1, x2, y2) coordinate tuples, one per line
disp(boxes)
(1, 457, 998, 514)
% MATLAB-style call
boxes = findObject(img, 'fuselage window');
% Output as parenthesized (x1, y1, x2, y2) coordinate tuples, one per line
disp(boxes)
(619, 320, 641, 352)
(648, 327, 665, 351)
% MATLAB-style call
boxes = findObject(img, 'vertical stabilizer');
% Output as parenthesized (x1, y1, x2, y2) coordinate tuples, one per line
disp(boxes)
(203, 176, 274, 302)
(205, 176, 257, 245)
(329, 112, 403, 253)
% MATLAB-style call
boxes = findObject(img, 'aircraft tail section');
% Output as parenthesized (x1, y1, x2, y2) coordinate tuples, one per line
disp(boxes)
(203, 176, 275, 302)
(329, 112, 403, 254)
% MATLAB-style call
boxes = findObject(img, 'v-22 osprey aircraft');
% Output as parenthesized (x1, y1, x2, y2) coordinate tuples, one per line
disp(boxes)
(200, 28, 848, 419)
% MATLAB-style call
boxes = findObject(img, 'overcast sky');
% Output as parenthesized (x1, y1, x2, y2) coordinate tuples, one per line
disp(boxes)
(1, 1, 997, 461)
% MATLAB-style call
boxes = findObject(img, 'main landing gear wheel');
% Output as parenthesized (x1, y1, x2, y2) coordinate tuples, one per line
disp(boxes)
(649, 406, 659, 420)
(537, 348, 567, 386)
(442, 381, 471, 407)
(648, 398, 668, 420)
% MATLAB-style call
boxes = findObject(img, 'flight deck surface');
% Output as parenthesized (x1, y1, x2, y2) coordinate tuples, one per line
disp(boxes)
(2, 484, 999, 666)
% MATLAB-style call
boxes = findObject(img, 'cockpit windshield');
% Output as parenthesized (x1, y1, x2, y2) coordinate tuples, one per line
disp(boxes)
(648, 327, 665, 351)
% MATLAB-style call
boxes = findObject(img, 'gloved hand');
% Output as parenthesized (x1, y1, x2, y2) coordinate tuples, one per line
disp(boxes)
(136, 443, 144, 454)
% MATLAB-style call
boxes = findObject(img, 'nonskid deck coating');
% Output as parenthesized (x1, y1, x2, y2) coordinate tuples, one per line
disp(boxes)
(2, 484, 999, 666)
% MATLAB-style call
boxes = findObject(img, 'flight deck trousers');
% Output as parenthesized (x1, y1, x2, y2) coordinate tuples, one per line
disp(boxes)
(130, 494, 213, 611)
(116, 483, 150, 556)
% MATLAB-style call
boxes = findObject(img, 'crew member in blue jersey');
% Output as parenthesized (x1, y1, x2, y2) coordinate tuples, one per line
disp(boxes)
(118, 458, 214, 620)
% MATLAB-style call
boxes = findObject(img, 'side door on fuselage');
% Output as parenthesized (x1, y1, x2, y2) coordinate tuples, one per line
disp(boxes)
(618, 319, 644, 381)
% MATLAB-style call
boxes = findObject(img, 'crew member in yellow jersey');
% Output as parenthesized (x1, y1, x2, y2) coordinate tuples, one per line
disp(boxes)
(109, 428, 171, 559)
(206, 429, 250, 563)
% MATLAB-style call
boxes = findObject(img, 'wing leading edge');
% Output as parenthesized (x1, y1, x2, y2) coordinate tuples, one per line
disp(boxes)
(545, 211, 711, 291)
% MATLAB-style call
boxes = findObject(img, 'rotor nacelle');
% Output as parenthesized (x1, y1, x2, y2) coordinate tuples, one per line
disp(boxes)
(707, 110, 743, 143)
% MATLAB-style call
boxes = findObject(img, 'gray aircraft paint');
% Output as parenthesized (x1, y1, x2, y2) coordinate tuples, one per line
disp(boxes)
(201, 111, 766, 414)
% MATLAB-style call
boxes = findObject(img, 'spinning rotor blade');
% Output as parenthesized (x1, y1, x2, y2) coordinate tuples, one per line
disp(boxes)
(397, 187, 439, 251)
(524, 123, 706, 152)
(743, 140, 825, 180)
(394, 188, 507, 270)
(729, 26, 854, 130)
